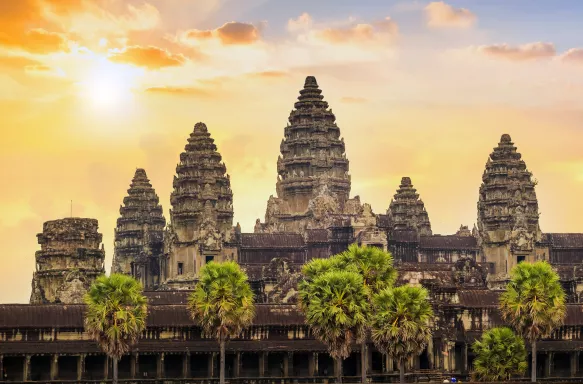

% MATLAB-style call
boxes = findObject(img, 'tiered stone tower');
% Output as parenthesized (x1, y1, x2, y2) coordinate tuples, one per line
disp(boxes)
(477, 134, 543, 277)
(30, 218, 105, 304)
(111, 168, 166, 289)
(163, 122, 238, 289)
(256, 76, 369, 234)
(387, 177, 432, 236)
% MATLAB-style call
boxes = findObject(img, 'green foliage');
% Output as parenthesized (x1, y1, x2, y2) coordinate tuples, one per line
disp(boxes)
(301, 270, 370, 360)
(335, 244, 397, 296)
(500, 261, 566, 342)
(84, 274, 148, 360)
(471, 327, 527, 382)
(370, 285, 434, 363)
(187, 261, 255, 340)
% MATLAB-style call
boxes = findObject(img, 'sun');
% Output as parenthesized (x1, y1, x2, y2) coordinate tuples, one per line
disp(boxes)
(79, 59, 139, 110)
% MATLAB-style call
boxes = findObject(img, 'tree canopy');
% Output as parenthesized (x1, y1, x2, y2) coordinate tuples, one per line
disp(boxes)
(472, 327, 527, 381)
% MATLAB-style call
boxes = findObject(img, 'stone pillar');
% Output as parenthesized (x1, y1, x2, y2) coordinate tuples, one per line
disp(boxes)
(131, 353, 137, 379)
(208, 353, 215, 378)
(50, 354, 58, 380)
(309, 353, 316, 376)
(283, 352, 291, 377)
(0, 354, 3, 382)
(367, 345, 373, 374)
(571, 352, 579, 377)
(77, 354, 85, 380)
(545, 352, 553, 378)
(234, 353, 241, 378)
(462, 343, 468, 373)
(103, 356, 109, 380)
(183, 352, 190, 378)
(386, 355, 394, 372)
(23, 355, 31, 382)
(157, 353, 165, 378)
(259, 352, 267, 377)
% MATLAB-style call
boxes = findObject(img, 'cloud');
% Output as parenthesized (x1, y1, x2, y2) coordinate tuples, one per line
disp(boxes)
(184, 21, 260, 45)
(425, 1, 476, 28)
(478, 42, 556, 61)
(0, 55, 43, 70)
(144, 86, 215, 98)
(0, 28, 69, 54)
(108, 45, 186, 69)
(246, 71, 288, 79)
(287, 13, 313, 32)
(560, 48, 583, 64)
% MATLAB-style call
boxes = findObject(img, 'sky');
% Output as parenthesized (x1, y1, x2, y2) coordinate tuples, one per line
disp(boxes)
(1, 0, 583, 303)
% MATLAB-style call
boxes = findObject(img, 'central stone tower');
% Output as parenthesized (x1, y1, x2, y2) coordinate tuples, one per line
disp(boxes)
(477, 134, 543, 277)
(256, 76, 369, 234)
(163, 122, 239, 289)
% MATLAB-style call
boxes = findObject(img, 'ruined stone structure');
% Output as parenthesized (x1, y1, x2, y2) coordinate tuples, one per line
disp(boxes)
(111, 168, 166, 289)
(163, 122, 239, 289)
(5, 76, 583, 382)
(29, 218, 105, 304)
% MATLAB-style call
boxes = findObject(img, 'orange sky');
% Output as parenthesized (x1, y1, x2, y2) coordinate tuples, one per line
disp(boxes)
(1, 0, 583, 303)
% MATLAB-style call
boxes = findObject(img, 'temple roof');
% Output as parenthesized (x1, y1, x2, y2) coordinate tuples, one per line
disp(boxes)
(419, 235, 478, 250)
(241, 233, 305, 248)
(387, 177, 432, 236)
(548, 233, 583, 248)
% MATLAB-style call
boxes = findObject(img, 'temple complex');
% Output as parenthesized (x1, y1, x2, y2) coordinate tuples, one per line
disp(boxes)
(4, 76, 583, 382)
(29, 218, 105, 304)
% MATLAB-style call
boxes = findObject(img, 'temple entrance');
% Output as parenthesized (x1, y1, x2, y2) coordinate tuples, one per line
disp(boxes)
(30, 355, 51, 381)
(553, 353, 571, 377)
(84, 355, 105, 380)
(267, 352, 285, 377)
(118, 355, 132, 379)
(241, 352, 259, 377)
(420, 348, 431, 370)
(190, 354, 208, 377)
(57, 356, 77, 380)
(292, 352, 310, 376)
(371, 351, 384, 373)
(343, 352, 358, 377)
(3, 356, 24, 381)
(317, 353, 334, 376)
(137, 354, 157, 378)
(164, 354, 183, 378)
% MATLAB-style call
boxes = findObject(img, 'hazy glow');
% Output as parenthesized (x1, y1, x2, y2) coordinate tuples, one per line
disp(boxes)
(78, 60, 137, 110)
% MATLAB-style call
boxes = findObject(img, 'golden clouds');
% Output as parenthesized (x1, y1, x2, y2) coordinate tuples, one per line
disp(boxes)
(478, 42, 556, 61)
(425, 1, 476, 28)
(184, 22, 261, 45)
(560, 48, 583, 64)
(144, 86, 214, 98)
(108, 45, 186, 69)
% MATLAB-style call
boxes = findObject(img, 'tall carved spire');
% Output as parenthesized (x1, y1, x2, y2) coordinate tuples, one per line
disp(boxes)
(169, 122, 234, 237)
(477, 134, 539, 233)
(112, 168, 166, 288)
(276, 75, 350, 211)
(387, 177, 432, 236)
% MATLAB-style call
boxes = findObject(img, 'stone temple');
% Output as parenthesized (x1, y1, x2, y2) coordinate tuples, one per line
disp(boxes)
(2, 76, 583, 381)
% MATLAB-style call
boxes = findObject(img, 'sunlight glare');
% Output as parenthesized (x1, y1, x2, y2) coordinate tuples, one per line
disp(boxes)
(79, 59, 139, 110)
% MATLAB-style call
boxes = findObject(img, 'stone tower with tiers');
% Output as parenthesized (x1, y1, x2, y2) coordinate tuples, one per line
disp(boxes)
(30, 218, 105, 304)
(163, 122, 239, 289)
(255, 76, 368, 234)
(477, 134, 543, 278)
(112, 168, 166, 289)
(387, 177, 432, 236)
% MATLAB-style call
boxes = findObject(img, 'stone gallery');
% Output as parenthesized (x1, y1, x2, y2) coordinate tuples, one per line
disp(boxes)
(2, 76, 583, 382)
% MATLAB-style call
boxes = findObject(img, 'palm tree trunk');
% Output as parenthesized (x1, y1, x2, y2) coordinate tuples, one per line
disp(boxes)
(531, 339, 537, 383)
(335, 357, 343, 384)
(113, 357, 118, 384)
(220, 335, 226, 384)
(361, 342, 367, 384)
(399, 359, 405, 384)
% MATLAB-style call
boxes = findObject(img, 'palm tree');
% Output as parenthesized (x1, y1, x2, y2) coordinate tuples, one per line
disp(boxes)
(299, 270, 369, 384)
(500, 260, 566, 383)
(336, 244, 397, 384)
(471, 327, 527, 381)
(298, 257, 346, 311)
(371, 285, 434, 384)
(187, 261, 255, 384)
(84, 273, 147, 384)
